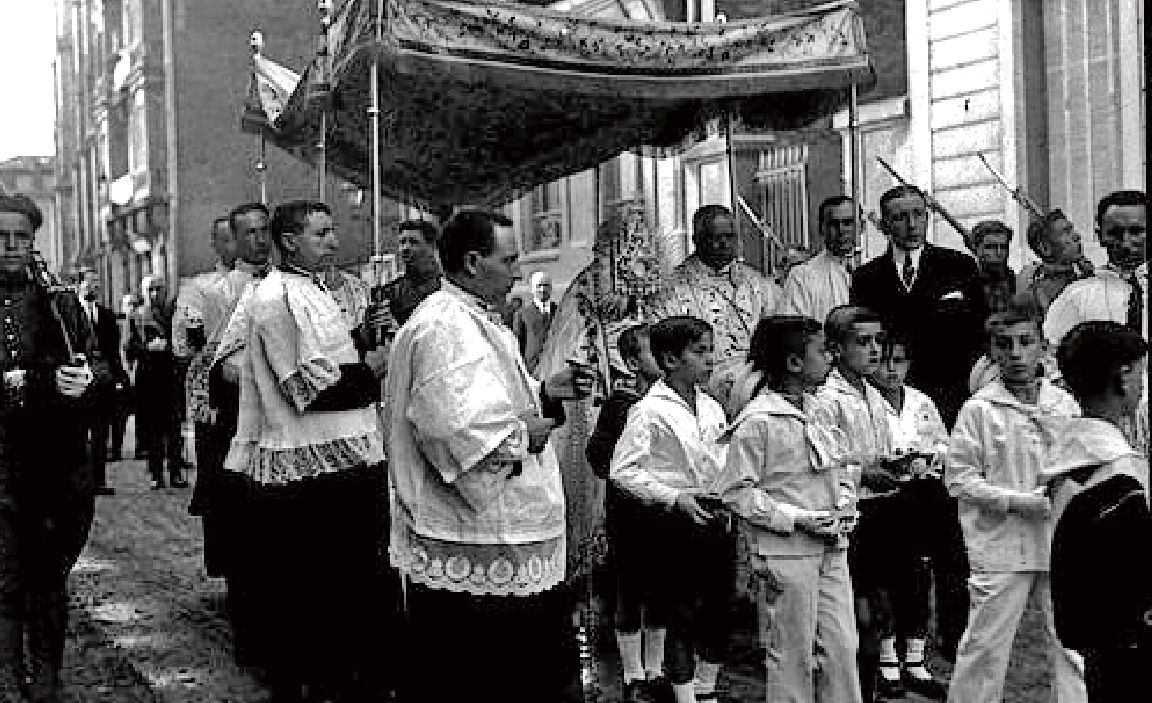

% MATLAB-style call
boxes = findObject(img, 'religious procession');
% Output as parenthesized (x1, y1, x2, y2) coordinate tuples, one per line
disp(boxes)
(0, 0, 1147, 702)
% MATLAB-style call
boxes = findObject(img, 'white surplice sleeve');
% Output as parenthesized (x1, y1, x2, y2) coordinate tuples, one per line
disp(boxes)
(405, 317, 530, 493)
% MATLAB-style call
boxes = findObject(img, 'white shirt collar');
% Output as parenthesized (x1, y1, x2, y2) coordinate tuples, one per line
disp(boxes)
(891, 245, 923, 287)
(890, 245, 923, 269)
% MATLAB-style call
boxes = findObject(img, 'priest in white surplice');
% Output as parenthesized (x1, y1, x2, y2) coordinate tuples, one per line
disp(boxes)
(386, 210, 595, 703)
(777, 195, 858, 324)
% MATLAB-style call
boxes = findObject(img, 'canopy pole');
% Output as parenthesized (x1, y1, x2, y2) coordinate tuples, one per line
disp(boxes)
(724, 114, 745, 268)
(370, 0, 384, 259)
(318, 113, 327, 202)
(257, 133, 268, 205)
(848, 82, 862, 265)
(317, 0, 333, 202)
(250, 31, 268, 205)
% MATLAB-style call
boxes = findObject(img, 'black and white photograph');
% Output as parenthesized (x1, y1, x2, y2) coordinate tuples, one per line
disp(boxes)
(0, 0, 1145, 701)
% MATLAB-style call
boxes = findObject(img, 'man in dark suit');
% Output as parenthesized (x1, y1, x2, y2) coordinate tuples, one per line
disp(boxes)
(514, 270, 557, 373)
(77, 276, 127, 495)
(127, 275, 187, 490)
(850, 184, 983, 663)
(850, 185, 984, 427)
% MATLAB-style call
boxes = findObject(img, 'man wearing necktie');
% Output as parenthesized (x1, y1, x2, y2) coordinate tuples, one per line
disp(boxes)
(127, 275, 187, 489)
(77, 276, 127, 495)
(850, 185, 984, 427)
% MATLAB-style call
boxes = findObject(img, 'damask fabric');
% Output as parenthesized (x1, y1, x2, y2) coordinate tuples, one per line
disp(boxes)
(651, 256, 781, 413)
(533, 208, 665, 582)
(327, 270, 371, 329)
(274, 0, 872, 209)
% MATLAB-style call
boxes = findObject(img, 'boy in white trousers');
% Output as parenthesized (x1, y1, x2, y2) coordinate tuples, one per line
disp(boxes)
(716, 315, 860, 703)
(945, 299, 1087, 703)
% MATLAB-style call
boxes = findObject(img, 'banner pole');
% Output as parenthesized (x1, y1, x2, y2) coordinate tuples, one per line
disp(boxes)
(724, 114, 745, 267)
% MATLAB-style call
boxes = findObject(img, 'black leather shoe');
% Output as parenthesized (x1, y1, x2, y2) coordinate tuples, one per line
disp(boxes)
(875, 670, 906, 699)
(622, 680, 645, 703)
(902, 668, 946, 700)
(150, 479, 165, 490)
(169, 476, 190, 489)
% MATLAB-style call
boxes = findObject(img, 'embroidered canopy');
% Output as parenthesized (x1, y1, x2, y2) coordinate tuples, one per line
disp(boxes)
(264, 0, 873, 209)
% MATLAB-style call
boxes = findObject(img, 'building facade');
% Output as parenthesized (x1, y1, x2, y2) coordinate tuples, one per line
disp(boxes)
(54, 0, 400, 309)
(0, 157, 63, 275)
(512, 0, 1146, 301)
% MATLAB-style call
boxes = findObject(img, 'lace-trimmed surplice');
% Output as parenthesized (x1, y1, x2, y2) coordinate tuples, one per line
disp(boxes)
(223, 269, 384, 485)
(386, 281, 567, 597)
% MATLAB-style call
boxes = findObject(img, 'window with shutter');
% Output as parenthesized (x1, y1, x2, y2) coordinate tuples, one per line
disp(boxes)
(755, 145, 810, 252)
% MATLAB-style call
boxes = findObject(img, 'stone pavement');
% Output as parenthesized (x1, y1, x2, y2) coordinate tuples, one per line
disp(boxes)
(63, 420, 270, 702)
(60, 419, 1050, 702)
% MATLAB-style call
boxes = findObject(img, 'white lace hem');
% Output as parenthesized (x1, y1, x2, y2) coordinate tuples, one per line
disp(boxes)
(226, 428, 386, 485)
(390, 530, 565, 597)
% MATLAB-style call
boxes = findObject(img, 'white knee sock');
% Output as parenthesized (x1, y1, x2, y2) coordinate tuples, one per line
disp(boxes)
(879, 637, 901, 680)
(904, 638, 933, 679)
(692, 659, 721, 694)
(642, 627, 666, 680)
(672, 681, 698, 703)
(616, 631, 645, 684)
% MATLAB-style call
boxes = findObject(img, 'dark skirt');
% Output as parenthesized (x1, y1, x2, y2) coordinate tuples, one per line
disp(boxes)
(227, 463, 396, 696)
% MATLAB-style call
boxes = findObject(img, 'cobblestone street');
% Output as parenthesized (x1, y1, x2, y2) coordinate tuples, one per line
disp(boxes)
(62, 422, 1050, 702)
(62, 422, 269, 702)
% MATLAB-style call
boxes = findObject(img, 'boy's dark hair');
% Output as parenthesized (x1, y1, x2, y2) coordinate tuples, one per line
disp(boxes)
(969, 220, 1013, 250)
(1096, 190, 1146, 227)
(438, 210, 514, 274)
(1057, 321, 1148, 400)
(748, 315, 823, 388)
(617, 323, 651, 363)
(824, 305, 883, 348)
(269, 200, 332, 252)
(880, 329, 911, 359)
(1026, 209, 1069, 258)
(398, 219, 440, 245)
(991, 293, 1045, 332)
(228, 202, 270, 231)
(649, 316, 711, 372)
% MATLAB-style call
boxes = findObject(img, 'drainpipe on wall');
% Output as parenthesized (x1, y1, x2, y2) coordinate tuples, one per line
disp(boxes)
(161, 0, 179, 286)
